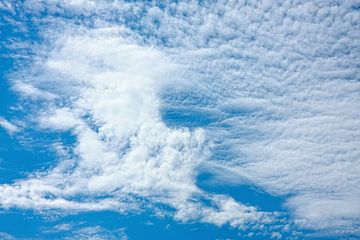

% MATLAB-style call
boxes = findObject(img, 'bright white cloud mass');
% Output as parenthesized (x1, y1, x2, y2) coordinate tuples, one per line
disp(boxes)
(0, 0, 359, 239)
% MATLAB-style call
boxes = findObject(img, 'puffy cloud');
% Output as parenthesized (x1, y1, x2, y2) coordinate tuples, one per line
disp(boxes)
(0, 24, 271, 231)
(38, 108, 82, 130)
(1, 0, 360, 237)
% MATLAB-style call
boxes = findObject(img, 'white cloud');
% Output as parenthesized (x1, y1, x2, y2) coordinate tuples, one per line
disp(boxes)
(0, 25, 271, 231)
(69, 226, 128, 240)
(38, 108, 82, 130)
(12, 81, 57, 100)
(1, 0, 360, 237)
(44, 223, 128, 240)
(0, 117, 20, 134)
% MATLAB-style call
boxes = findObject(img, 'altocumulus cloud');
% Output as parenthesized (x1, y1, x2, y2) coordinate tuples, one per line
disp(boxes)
(0, 0, 359, 238)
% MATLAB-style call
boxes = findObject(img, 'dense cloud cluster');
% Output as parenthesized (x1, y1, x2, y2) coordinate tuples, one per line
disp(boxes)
(1, 0, 359, 238)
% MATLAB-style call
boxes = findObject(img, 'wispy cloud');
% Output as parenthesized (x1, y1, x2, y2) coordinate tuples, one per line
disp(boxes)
(0, 232, 16, 240)
(42, 222, 128, 240)
(13, 81, 57, 100)
(0, 117, 20, 134)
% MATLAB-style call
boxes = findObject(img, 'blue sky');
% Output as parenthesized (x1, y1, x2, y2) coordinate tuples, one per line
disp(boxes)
(0, 1, 360, 239)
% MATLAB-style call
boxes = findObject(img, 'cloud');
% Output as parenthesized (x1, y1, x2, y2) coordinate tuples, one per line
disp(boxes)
(1, 0, 360, 238)
(42, 223, 128, 240)
(38, 108, 82, 130)
(0, 23, 272, 232)
(69, 226, 128, 240)
(0, 117, 20, 134)
(12, 81, 57, 100)
(0, 232, 16, 240)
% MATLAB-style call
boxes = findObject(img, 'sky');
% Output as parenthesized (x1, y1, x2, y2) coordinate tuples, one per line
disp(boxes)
(0, 0, 359, 239)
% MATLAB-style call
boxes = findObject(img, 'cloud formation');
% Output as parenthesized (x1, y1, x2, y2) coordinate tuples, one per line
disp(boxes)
(1, 0, 360, 238)
(0, 25, 273, 233)
(0, 118, 19, 134)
